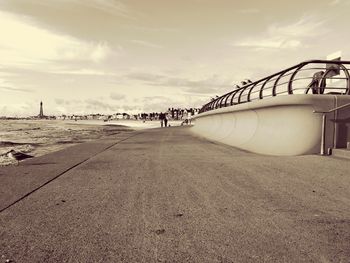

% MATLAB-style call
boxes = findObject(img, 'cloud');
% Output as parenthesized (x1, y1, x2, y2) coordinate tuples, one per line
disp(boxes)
(141, 96, 178, 112)
(0, 10, 115, 67)
(184, 85, 228, 95)
(110, 92, 126, 101)
(89, 42, 112, 63)
(126, 72, 165, 82)
(236, 39, 302, 49)
(122, 25, 179, 33)
(55, 41, 114, 63)
(237, 9, 260, 14)
(126, 72, 232, 92)
(164, 75, 232, 90)
(328, 0, 350, 5)
(74, 0, 132, 18)
(232, 16, 327, 50)
(0, 86, 32, 93)
(85, 98, 118, 112)
(52, 69, 114, 76)
(0, 102, 37, 116)
(130, 40, 163, 49)
(268, 16, 326, 38)
(143, 96, 169, 102)
(329, 0, 341, 5)
(55, 98, 74, 105)
(55, 98, 65, 105)
(121, 105, 139, 112)
(30, 0, 133, 18)
(0, 77, 32, 93)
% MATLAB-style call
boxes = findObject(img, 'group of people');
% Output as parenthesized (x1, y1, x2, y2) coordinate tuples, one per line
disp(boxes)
(158, 112, 169, 127)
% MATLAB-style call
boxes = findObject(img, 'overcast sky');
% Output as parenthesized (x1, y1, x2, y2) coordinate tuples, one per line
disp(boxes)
(0, 0, 349, 116)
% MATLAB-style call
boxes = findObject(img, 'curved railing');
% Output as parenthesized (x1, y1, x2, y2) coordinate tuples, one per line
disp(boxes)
(199, 60, 350, 113)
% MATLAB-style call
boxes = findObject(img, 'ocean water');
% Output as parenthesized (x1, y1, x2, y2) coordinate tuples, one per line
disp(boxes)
(0, 120, 132, 166)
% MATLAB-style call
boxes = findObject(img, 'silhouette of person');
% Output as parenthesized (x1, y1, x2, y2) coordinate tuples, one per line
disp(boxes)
(164, 114, 168, 127)
(159, 112, 165, 127)
(306, 71, 325, 94)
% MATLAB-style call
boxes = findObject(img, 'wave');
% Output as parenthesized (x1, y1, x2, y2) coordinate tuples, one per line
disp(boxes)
(0, 149, 34, 165)
(56, 140, 84, 144)
(8, 127, 41, 132)
(0, 141, 28, 147)
(0, 143, 36, 161)
(0, 141, 41, 149)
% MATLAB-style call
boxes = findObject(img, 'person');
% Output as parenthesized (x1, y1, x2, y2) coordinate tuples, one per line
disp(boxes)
(164, 114, 168, 127)
(187, 111, 192, 125)
(306, 71, 324, 94)
(159, 112, 165, 127)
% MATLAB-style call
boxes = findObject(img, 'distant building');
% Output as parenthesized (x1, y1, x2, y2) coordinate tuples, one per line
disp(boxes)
(38, 101, 45, 119)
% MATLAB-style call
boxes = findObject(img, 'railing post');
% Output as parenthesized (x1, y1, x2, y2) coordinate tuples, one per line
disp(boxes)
(321, 114, 326, 155)
(314, 102, 350, 155)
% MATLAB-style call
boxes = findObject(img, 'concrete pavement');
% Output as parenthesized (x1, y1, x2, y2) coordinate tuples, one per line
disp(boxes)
(1, 126, 350, 262)
(0, 131, 138, 212)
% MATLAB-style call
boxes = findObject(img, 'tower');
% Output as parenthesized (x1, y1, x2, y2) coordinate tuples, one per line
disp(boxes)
(39, 101, 44, 118)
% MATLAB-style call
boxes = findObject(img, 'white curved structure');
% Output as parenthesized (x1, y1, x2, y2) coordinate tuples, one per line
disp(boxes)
(192, 94, 350, 156)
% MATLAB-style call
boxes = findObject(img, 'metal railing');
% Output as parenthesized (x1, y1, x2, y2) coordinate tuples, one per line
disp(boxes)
(199, 60, 350, 113)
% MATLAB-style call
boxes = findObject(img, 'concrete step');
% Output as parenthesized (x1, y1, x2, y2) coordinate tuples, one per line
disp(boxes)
(332, 148, 350, 160)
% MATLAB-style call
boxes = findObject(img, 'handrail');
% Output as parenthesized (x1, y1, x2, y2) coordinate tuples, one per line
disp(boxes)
(199, 60, 350, 114)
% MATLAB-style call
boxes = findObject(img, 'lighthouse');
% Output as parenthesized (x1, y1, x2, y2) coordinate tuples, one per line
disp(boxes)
(39, 101, 44, 118)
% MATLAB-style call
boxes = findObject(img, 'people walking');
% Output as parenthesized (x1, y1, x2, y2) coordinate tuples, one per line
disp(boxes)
(164, 114, 168, 127)
(159, 112, 165, 127)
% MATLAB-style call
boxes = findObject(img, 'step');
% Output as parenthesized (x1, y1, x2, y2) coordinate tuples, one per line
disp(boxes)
(332, 148, 350, 160)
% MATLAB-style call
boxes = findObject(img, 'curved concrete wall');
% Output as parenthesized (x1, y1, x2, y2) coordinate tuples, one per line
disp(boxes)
(192, 95, 350, 156)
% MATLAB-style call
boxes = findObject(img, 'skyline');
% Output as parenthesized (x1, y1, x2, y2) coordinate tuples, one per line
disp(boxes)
(0, 0, 350, 116)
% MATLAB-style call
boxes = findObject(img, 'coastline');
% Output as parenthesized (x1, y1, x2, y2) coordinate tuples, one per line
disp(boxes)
(0, 119, 132, 166)
(0, 119, 186, 166)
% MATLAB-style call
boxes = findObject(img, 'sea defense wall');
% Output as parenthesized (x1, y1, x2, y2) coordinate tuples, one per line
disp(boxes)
(191, 94, 350, 156)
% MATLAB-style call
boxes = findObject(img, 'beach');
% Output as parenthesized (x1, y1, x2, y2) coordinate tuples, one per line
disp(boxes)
(0, 119, 185, 166)
(0, 119, 134, 166)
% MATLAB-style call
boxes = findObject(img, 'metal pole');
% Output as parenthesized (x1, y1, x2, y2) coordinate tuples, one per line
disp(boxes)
(321, 114, 326, 155)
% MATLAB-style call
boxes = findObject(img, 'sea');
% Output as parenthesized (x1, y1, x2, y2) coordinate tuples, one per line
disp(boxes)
(0, 119, 132, 166)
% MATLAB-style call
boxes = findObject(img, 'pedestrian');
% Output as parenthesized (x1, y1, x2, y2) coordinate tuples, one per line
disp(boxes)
(159, 112, 165, 127)
(164, 114, 168, 127)
(306, 71, 325, 94)
(187, 111, 192, 124)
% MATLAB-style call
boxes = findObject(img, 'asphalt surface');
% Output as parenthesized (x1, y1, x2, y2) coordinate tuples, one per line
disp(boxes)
(0, 126, 350, 263)
(0, 131, 137, 212)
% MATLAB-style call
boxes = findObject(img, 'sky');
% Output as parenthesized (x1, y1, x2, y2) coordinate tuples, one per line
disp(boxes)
(0, 0, 350, 116)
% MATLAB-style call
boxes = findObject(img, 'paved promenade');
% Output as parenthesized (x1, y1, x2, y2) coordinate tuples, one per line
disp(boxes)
(1, 126, 350, 262)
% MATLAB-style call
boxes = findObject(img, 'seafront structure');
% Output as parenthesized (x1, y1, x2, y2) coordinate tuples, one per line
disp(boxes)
(38, 101, 44, 118)
(192, 60, 350, 156)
